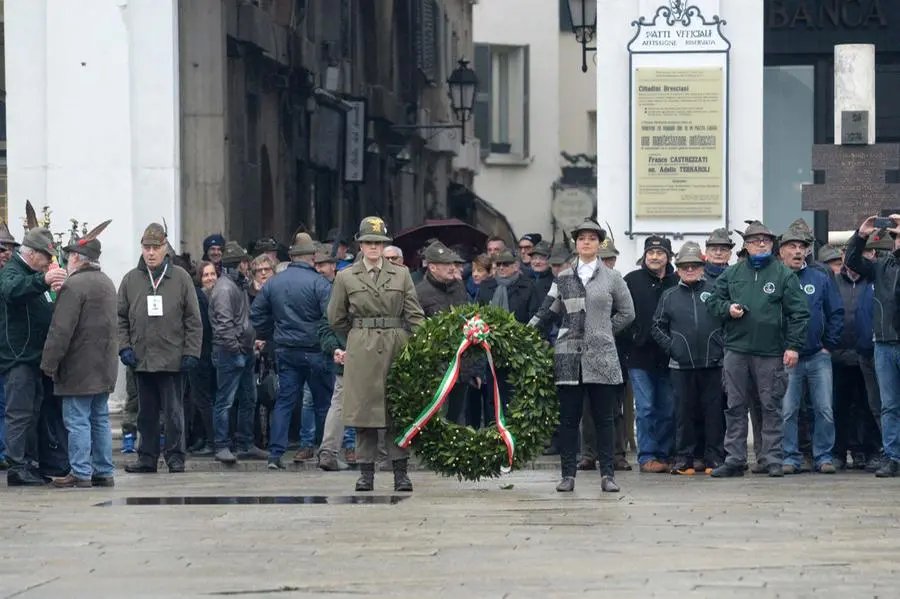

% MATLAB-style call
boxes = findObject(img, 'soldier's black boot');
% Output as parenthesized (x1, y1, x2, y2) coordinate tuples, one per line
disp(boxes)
(355, 462, 375, 491)
(392, 459, 413, 492)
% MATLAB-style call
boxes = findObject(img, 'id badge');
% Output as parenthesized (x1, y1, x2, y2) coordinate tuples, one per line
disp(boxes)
(147, 295, 164, 317)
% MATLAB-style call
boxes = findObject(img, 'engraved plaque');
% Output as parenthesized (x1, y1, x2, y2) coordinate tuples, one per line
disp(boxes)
(841, 111, 869, 146)
(801, 144, 900, 230)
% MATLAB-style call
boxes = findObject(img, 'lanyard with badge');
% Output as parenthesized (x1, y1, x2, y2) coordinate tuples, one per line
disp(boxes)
(147, 264, 168, 317)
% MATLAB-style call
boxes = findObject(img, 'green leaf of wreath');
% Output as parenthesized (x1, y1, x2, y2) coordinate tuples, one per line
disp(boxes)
(387, 304, 558, 482)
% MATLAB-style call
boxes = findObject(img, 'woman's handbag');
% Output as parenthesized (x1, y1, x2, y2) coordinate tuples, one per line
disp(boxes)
(256, 353, 277, 409)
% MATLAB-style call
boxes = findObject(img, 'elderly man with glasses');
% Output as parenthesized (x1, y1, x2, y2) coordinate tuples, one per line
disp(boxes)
(706, 220, 810, 479)
(383, 246, 404, 267)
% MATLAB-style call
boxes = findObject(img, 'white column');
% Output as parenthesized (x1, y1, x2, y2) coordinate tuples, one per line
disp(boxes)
(834, 44, 876, 145)
(4, 0, 180, 288)
(5, 0, 181, 409)
(126, 0, 181, 252)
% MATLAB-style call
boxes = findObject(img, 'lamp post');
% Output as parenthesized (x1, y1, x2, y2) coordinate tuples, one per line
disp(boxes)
(391, 59, 478, 143)
(566, 0, 597, 73)
(447, 59, 478, 143)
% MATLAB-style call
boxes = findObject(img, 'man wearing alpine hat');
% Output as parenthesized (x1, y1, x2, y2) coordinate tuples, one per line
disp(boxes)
(651, 241, 726, 474)
(706, 220, 809, 478)
(118, 223, 202, 474)
(42, 225, 119, 488)
(704, 228, 735, 281)
(0, 221, 21, 471)
(777, 225, 843, 475)
(0, 225, 67, 485)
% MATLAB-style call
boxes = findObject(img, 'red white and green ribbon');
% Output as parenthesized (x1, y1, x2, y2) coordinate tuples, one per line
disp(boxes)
(396, 315, 516, 473)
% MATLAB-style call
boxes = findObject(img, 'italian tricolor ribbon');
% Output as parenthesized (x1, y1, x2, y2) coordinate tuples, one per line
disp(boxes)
(396, 315, 516, 473)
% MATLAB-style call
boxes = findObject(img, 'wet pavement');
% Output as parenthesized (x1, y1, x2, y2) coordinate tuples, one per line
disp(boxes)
(2, 468, 899, 599)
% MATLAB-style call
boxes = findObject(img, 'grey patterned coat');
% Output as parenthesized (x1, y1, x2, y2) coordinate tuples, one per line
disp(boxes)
(529, 262, 635, 386)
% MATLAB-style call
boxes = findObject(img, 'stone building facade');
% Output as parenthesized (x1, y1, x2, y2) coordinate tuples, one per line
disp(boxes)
(3, 0, 482, 285)
(181, 0, 482, 253)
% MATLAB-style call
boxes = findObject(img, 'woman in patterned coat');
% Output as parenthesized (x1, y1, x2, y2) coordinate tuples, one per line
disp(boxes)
(530, 218, 635, 493)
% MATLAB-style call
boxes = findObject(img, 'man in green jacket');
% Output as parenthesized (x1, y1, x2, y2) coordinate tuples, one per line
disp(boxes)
(706, 220, 810, 478)
(0, 227, 68, 486)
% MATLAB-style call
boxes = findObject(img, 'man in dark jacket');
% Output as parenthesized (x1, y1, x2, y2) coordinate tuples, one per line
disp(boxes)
(819, 245, 844, 276)
(324, 228, 353, 271)
(704, 228, 734, 280)
(707, 220, 809, 478)
(202, 233, 226, 276)
(781, 218, 828, 473)
(528, 241, 554, 306)
(845, 216, 900, 477)
(0, 222, 20, 470)
(624, 235, 677, 473)
(517, 233, 542, 275)
(251, 233, 335, 469)
(477, 249, 539, 323)
(119, 224, 202, 474)
(416, 242, 470, 316)
(652, 242, 725, 474)
(416, 241, 480, 423)
(833, 253, 880, 470)
(209, 242, 264, 464)
(314, 243, 339, 282)
(0, 228, 68, 485)
(41, 237, 118, 488)
(702, 228, 735, 463)
(778, 227, 843, 475)
(859, 233, 891, 472)
(549, 247, 571, 278)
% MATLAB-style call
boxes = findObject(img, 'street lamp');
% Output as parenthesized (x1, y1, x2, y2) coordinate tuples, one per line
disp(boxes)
(566, 0, 597, 73)
(392, 58, 478, 144)
(447, 59, 478, 143)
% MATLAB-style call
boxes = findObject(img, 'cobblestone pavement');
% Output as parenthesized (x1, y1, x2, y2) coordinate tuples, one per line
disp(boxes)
(2, 469, 899, 599)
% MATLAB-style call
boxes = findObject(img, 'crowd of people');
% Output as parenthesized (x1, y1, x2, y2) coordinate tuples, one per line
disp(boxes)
(1, 210, 899, 494)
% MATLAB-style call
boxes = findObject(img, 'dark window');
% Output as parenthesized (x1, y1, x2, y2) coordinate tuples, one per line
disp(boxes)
(560, 0, 573, 31)
(416, 0, 438, 83)
(474, 43, 492, 158)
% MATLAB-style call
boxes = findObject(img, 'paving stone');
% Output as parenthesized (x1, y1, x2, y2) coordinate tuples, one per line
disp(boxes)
(1, 469, 899, 598)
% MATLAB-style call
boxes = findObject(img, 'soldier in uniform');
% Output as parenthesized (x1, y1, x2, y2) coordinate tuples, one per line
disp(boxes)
(327, 217, 425, 492)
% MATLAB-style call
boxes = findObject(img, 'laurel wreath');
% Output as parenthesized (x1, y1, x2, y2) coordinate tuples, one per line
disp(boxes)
(387, 304, 558, 481)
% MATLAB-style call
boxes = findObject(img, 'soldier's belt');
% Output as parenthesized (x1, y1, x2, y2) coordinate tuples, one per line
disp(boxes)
(353, 317, 405, 329)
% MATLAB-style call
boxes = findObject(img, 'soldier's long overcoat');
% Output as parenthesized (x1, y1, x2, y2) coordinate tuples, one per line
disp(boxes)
(327, 259, 424, 427)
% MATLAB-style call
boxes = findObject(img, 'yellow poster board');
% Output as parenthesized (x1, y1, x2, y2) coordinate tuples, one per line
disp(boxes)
(634, 67, 725, 218)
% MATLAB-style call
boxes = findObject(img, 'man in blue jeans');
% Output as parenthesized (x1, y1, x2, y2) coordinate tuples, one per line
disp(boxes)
(624, 236, 678, 473)
(251, 233, 334, 470)
(845, 216, 900, 477)
(777, 227, 844, 475)
(209, 242, 266, 464)
(40, 235, 117, 488)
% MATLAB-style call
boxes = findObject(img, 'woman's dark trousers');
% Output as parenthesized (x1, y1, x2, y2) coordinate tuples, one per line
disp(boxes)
(558, 383, 617, 477)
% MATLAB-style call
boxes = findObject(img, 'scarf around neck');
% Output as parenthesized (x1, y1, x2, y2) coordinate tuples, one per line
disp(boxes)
(748, 253, 772, 270)
(491, 273, 520, 312)
(705, 263, 726, 277)
(149, 258, 169, 279)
